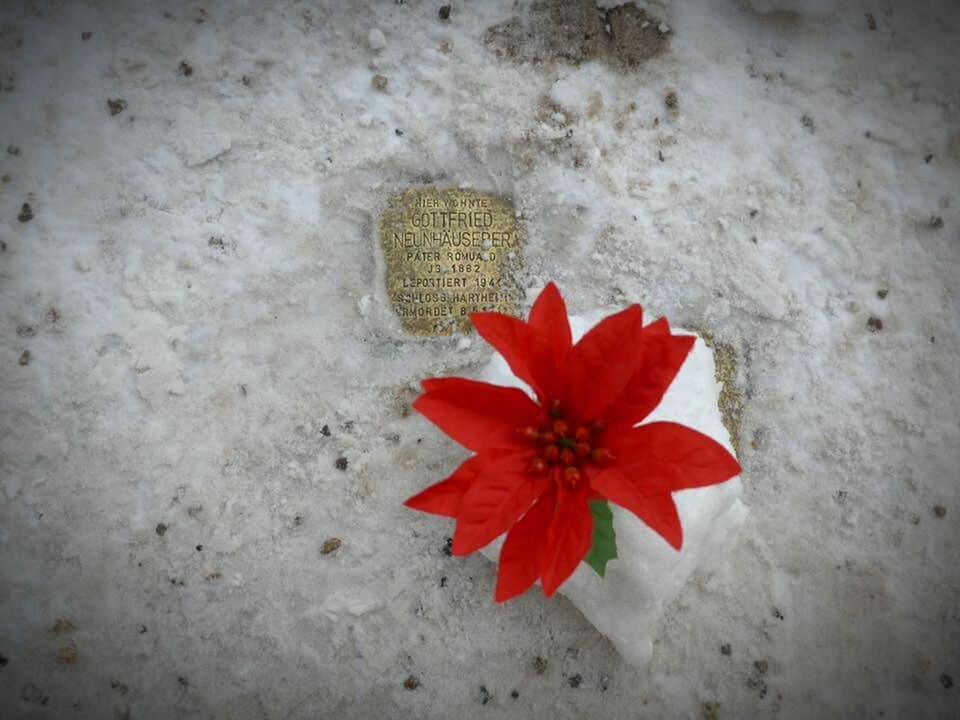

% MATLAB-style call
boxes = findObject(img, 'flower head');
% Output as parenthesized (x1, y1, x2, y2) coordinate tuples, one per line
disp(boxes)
(404, 283, 741, 602)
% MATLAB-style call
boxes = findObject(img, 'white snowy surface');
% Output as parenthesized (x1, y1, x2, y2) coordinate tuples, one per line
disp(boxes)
(1, 1, 959, 719)
(480, 313, 747, 667)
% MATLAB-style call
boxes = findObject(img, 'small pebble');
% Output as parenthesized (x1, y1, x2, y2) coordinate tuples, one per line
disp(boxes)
(658, 22, 670, 33)
(439, 5, 451, 20)
(17, 203, 33, 223)
(929, 215, 944, 230)
(876, 288, 888, 299)
(368, 28, 386, 51)
(934, 505, 946, 518)
(334, 456, 348, 470)
(18, 350, 31, 366)
(533, 655, 547, 674)
(7, 144, 19, 155)
(479, 686, 492, 704)
(510, 689, 519, 699)
(371, 74, 388, 91)
(155, 523, 167, 536)
(754, 659, 769, 675)
(720, 643, 732, 656)
(941, 673, 954, 689)
(866, 316, 883, 333)
(403, 675, 420, 690)
(107, 98, 127, 116)
(320, 537, 342, 555)
(81, 31, 92, 41)
(179, 60, 193, 77)
(568, 674, 582, 688)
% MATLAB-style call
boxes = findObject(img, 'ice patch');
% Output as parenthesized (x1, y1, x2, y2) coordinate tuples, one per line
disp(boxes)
(479, 311, 747, 666)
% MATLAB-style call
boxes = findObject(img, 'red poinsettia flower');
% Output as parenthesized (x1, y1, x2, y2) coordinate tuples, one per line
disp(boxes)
(404, 283, 740, 602)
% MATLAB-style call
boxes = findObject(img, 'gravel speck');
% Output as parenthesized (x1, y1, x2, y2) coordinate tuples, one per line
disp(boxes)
(320, 537, 342, 555)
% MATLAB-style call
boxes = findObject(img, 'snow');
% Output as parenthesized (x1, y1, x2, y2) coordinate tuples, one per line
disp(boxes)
(368, 28, 386, 51)
(1, 0, 958, 718)
(480, 313, 747, 667)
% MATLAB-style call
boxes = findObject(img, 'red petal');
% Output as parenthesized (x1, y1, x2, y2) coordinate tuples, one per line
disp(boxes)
(452, 454, 550, 555)
(413, 378, 541, 452)
(528, 282, 572, 358)
(642, 317, 670, 335)
(561, 305, 644, 423)
(494, 488, 556, 603)
(539, 483, 593, 597)
(589, 466, 684, 549)
(604, 422, 741, 493)
(604, 334, 695, 427)
(403, 454, 486, 518)
(470, 312, 558, 402)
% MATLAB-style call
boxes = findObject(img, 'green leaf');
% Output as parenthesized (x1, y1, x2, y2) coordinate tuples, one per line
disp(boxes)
(584, 500, 618, 578)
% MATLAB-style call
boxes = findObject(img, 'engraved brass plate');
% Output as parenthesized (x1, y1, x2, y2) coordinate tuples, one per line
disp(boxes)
(381, 187, 523, 335)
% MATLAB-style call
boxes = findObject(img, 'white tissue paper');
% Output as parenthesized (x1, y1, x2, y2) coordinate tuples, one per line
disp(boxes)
(479, 311, 748, 666)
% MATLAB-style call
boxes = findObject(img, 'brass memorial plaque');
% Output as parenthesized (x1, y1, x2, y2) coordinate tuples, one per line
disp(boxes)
(381, 187, 523, 335)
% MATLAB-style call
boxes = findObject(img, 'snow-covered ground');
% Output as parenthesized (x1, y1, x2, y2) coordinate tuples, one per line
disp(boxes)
(1, 1, 958, 718)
